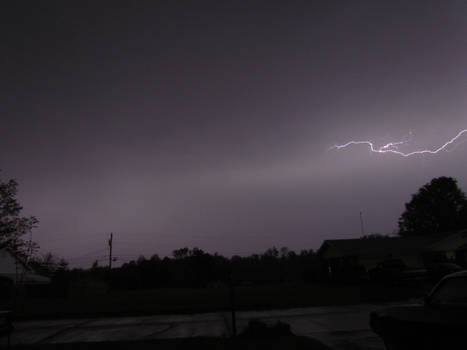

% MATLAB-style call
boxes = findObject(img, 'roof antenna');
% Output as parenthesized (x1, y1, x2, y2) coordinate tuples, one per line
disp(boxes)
(360, 211, 365, 237)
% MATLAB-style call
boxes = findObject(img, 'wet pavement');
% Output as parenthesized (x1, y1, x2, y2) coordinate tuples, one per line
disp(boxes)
(11, 302, 406, 349)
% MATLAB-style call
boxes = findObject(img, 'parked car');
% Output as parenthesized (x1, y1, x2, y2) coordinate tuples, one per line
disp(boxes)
(426, 262, 462, 282)
(368, 258, 427, 284)
(370, 270, 467, 349)
(368, 258, 406, 282)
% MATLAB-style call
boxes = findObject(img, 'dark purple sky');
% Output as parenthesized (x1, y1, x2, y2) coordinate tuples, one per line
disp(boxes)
(2, 1, 466, 267)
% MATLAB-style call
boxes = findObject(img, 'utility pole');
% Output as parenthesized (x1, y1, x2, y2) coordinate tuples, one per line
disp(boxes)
(108, 233, 113, 270)
(360, 211, 365, 236)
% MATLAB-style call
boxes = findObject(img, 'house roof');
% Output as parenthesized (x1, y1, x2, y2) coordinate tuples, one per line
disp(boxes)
(319, 236, 439, 259)
(0, 248, 50, 284)
(1, 272, 51, 284)
(0, 245, 30, 270)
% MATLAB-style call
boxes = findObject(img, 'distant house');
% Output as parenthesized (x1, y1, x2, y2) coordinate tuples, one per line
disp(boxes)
(0, 248, 50, 285)
(0, 248, 51, 306)
(318, 236, 437, 276)
(423, 229, 467, 266)
(318, 230, 467, 279)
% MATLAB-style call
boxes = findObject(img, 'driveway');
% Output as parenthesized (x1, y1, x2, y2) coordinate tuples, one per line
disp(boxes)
(11, 302, 404, 349)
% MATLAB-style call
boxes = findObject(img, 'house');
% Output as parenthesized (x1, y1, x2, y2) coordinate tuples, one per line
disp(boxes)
(0, 248, 51, 306)
(318, 230, 467, 280)
(318, 236, 438, 276)
(0, 248, 50, 285)
(423, 229, 467, 266)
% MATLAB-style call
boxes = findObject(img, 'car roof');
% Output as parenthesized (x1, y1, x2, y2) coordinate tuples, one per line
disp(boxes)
(428, 270, 467, 295)
(443, 270, 467, 279)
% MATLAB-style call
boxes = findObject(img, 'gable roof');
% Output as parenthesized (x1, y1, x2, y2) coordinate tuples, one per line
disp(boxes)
(0, 248, 30, 274)
(0, 244, 30, 269)
(0, 248, 50, 284)
(319, 236, 438, 259)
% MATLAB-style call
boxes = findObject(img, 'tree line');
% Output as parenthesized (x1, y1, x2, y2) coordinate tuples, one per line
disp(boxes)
(63, 247, 324, 291)
(2, 171, 467, 290)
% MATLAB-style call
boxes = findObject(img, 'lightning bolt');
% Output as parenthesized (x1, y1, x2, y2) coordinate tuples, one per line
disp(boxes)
(331, 129, 467, 157)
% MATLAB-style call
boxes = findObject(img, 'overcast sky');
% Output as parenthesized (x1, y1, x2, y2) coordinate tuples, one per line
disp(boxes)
(1, 1, 466, 267)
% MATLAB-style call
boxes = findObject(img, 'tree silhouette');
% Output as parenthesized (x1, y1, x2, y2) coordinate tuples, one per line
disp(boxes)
(29, 252, 68, 277)
(398, 177, 467, 236)
(0, 172, 38, 257)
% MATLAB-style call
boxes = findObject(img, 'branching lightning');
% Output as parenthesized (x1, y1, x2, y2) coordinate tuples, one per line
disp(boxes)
(331, 129, 467, 157)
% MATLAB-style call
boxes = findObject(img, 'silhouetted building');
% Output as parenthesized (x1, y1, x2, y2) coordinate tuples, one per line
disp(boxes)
(423, 229, 467, 266)
(319, 230, 467, 280)
(0, 248, 50, 285)
(320, 237, 432, 269)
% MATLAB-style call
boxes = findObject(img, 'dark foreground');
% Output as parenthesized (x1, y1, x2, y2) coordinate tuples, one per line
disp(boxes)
(15, 283, 428, 320)
(11, 304, 391, 349)
(12, 337, 332, 350)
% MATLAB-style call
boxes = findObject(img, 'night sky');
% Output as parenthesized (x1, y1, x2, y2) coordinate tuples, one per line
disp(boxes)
(2, 1, 466, 267)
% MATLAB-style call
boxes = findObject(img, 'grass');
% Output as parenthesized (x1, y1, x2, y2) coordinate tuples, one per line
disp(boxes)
(12, 336, 332, 350)
(14, 282, 428, 320)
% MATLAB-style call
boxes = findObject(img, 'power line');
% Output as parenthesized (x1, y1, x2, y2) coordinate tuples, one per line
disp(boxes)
(68, 248, 108, 261)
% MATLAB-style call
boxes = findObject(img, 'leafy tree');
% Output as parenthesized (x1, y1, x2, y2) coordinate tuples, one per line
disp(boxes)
(29, 252, 68, 277)
(172, 247, 189, 259)
(398, 177, 467, 236)
(0, 173, 38, 257)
